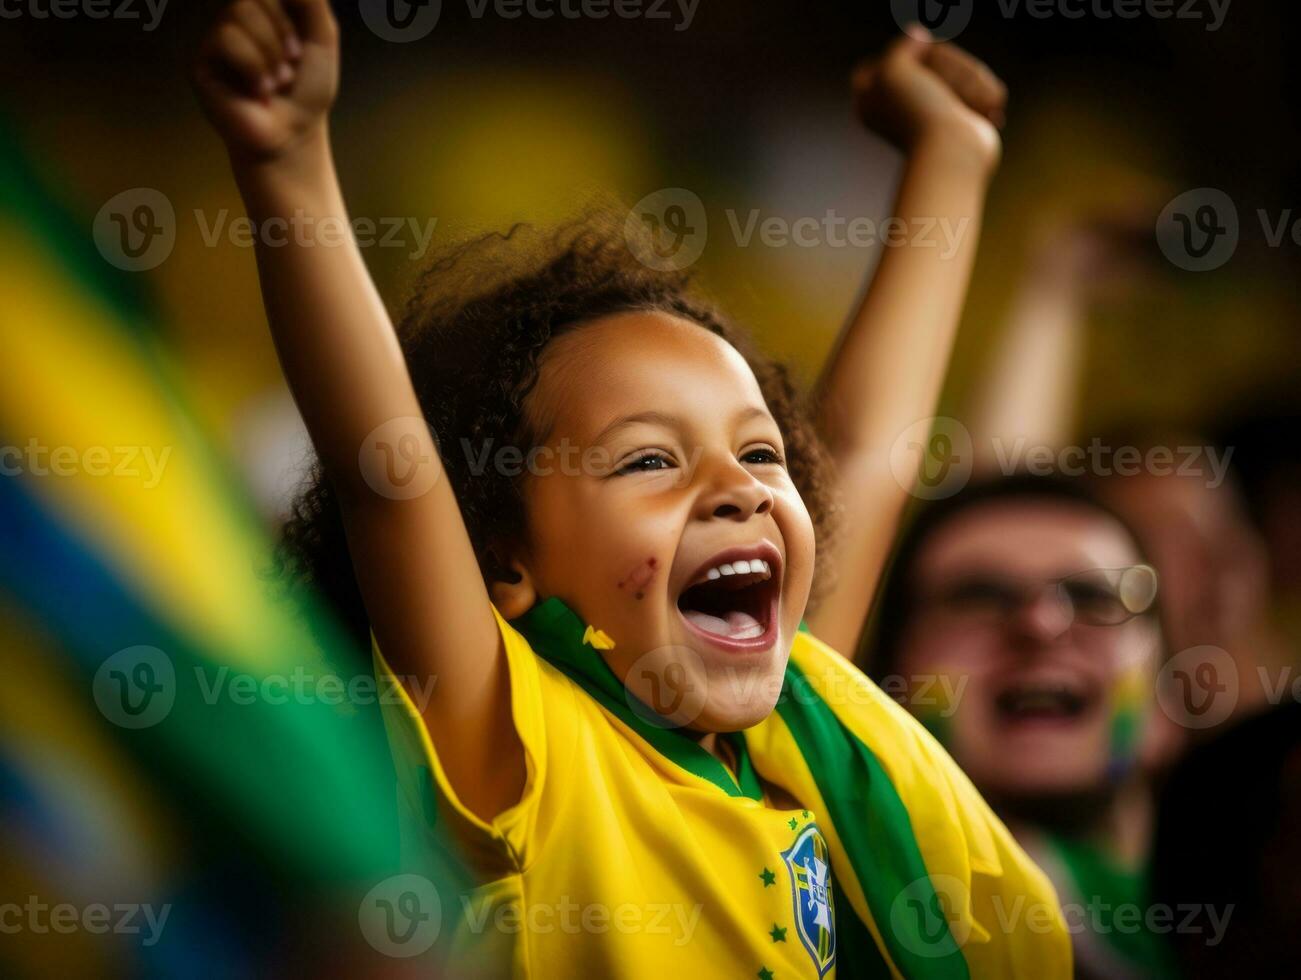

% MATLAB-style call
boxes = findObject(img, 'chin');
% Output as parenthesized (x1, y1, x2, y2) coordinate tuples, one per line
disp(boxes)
(693, 675, 784, 733)
(984, 761, 1108, 799)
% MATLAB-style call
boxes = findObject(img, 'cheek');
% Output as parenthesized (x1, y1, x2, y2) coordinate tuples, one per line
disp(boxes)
(897, 625, 996, 676)
(524, 477, 637, 607)
(530, 478, 686, 620)
(775, 487, 817, 596)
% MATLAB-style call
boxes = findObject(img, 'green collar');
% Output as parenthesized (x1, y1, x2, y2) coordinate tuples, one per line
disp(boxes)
(510, 597, 763, 800)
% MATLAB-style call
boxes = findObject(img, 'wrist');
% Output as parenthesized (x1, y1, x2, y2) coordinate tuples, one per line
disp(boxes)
(910, 116, 1002, 182)
(231, 124, 336, 208)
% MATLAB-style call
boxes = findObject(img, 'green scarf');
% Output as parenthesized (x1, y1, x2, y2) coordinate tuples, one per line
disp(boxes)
(512, 597, 973, 980)
(1049, 836, 1178, 978)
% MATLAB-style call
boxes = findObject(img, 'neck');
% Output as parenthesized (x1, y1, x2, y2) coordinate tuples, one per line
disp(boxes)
(1098, 775, 1153, 866)
(697, 732, 731, 771)
(1004, 773, 1153, 867)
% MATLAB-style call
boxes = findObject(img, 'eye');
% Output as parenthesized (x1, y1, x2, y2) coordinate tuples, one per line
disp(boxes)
(616, 450, 677, 475)
(1060, 580, 1124, 620)
(741, 445, 784, 466)
(942, 579, 1020, 612)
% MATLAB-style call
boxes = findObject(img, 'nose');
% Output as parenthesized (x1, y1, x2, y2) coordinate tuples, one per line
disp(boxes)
(1007, 589, 1073, 645)
(693, 453, 774, 522)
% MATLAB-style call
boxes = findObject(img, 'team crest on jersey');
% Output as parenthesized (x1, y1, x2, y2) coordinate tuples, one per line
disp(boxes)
(781, 823, 836, 976)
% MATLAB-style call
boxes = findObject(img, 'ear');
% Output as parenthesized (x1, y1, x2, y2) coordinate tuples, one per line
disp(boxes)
(488, 548, 539, 620)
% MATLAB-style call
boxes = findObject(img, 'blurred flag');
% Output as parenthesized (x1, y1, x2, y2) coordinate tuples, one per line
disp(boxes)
(0, 122, 461, 978)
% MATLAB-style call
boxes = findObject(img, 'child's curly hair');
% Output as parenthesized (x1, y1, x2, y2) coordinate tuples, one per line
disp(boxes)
(279, 209, 841, 649)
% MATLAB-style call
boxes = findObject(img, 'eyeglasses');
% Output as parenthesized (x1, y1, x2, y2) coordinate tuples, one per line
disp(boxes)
(912, 565, 1159, 628)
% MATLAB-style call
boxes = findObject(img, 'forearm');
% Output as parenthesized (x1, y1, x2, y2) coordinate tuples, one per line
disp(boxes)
(236, 134, 518, 813)
(233, 128, 433, 500)
(808, 142, 992, 653)
(969, 259, 1085, 469)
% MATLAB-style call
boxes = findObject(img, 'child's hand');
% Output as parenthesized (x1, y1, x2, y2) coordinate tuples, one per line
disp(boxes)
(194, 0, 339, 166)
(853, 26, 1007, 170)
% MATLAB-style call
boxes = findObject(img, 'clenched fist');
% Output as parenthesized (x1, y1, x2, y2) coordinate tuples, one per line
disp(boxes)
(853, 26, 1007, 170)
(193, 0, 339, 164)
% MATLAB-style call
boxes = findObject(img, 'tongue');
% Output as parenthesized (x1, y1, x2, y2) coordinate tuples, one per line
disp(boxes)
(683, 609, 764, 640)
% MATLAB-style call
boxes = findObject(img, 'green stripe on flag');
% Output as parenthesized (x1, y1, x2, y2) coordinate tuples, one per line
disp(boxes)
(778, 662, 971, 980)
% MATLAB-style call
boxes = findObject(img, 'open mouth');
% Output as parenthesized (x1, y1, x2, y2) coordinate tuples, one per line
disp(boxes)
(994, 679, 1094, 726)
(676, 545, 782, 652)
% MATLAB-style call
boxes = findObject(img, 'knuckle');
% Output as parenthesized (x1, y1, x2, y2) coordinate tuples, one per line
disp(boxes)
(215, 21, 246, 50)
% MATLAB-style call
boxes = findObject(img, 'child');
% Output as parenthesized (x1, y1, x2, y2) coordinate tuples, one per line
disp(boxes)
(194, 1, 1070, 975)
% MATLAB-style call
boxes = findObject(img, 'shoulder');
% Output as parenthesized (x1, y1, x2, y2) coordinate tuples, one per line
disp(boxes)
(372, 606, 588, 873)
(790, 629, 1072, 971)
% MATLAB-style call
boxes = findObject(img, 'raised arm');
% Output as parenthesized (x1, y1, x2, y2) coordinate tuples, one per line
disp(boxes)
(193, 0, 521, 818)
(807, 30, 1006, 656)
(969, 211, 1155, 471)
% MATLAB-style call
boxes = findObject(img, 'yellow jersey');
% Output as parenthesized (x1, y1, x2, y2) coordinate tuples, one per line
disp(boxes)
(374, 602, 1071, 978)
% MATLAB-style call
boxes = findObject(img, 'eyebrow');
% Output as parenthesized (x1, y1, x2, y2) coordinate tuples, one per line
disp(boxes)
(593, 411, 681, 444)
(593, 406, 771, 444)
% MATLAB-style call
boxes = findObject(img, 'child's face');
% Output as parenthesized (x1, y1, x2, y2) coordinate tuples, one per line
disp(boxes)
(893, 501, 1163, 799)
(505, 311, 816, 733)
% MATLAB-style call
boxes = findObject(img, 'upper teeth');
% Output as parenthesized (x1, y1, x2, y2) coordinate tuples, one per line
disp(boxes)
(704, 559, 772, 581)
